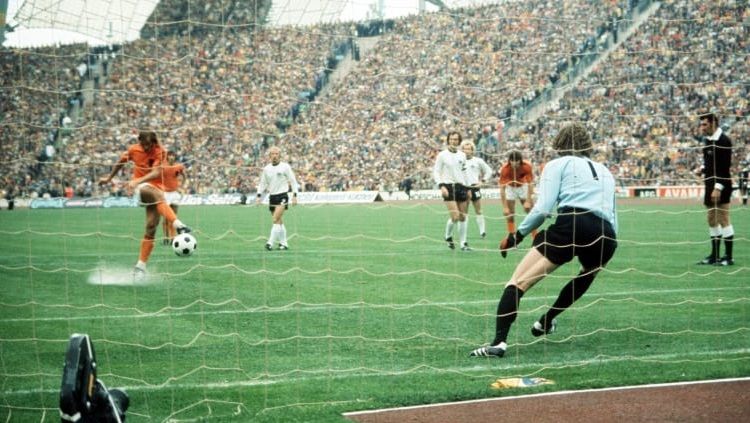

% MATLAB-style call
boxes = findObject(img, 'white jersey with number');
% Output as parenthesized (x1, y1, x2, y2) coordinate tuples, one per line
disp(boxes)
(257, 162, 299, 196)
(433, 149, 467, 185)
(464, 156, 493, 186)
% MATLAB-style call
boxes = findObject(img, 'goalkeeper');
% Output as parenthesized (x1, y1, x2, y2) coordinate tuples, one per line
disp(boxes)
(471, 123, 618, 358)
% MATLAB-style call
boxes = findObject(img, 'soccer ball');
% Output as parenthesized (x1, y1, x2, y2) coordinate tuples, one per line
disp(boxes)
(172, 233, 197, 257)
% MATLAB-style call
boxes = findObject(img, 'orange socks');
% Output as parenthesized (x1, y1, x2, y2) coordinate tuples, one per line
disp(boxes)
(156, 202, 177, 225)
(506, 221, 516, 233)
(139, 237, 155, 262)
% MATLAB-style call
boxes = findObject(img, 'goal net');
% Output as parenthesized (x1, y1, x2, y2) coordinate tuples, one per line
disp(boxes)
(1, 0, 748, 421)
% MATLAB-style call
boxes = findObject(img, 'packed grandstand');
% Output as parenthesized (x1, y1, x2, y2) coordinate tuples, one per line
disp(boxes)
(1, 0, 748, 200)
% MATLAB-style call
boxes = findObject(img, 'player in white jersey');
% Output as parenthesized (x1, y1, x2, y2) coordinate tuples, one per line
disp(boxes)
(433, 131, 471, 250)
(461, 141, 493, 239)
(256, 146, 299, 250)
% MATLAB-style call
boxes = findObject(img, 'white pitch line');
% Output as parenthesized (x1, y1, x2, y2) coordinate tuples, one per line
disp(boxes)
(342, 376, 750, 417)
(3, 348, 750, 397)
(1, 286, 747, 323)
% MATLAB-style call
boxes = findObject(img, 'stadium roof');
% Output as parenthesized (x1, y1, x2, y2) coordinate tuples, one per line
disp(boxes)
(266, 0, 442, 27)
(4, 0, 159, 48)
(3, 0, 498, 48)
(266, 0, 496, 27)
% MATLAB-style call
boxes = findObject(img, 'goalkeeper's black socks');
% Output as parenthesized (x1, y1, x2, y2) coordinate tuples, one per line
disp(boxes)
(492, 285, 524, 346)
(542, 269, 597, 324)
(724, 235, 733, 259)
(710, 236, 721, 261)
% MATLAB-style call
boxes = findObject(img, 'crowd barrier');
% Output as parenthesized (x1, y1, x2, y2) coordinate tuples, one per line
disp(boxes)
(1, 185, 740, 210)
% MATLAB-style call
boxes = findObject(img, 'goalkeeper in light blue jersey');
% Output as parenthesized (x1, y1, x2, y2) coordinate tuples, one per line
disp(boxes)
(471, 123, 618, 358)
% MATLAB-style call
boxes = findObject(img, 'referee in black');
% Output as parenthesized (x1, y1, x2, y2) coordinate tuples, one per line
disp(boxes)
(696, 112, 734, 266)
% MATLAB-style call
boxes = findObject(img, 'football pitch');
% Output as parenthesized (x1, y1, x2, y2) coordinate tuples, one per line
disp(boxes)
(1, 200, 748, 422)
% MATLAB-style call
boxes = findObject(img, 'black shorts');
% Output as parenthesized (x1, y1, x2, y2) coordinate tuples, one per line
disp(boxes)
(532, 207, 617, 269)
(269, 193, 289, 212)
(469, 187, 481, 200)
(440, 183, 468, 202)
(703, 180, 732, 206)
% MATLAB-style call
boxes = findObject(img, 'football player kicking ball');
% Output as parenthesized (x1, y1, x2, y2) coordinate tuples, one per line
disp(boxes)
(256, 146, 299, 250)
(470, 123, 618, 358)
(99, 131, 192, 276)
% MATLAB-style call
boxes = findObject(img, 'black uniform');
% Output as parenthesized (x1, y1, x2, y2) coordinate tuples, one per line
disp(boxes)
(701, 131, 732, 206)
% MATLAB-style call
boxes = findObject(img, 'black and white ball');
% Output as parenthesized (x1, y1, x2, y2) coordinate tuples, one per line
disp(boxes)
(172, 233, 197, 257)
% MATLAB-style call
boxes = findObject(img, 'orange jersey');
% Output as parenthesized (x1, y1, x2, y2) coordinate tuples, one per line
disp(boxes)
(161, 163, 185, 192)
(498, 160, 534, 187)
(119, 144, 166, 189)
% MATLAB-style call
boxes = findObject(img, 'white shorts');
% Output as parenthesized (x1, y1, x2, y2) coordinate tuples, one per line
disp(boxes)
(164, 191, 182, 206)
(504, 185, 529, 201)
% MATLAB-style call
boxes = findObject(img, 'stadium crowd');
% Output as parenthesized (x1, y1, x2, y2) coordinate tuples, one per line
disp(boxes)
(0, 44, 89, 198)
(1, 0, 747, 199)
(513, 0, 750, 186)
(282, 0, 630, 191)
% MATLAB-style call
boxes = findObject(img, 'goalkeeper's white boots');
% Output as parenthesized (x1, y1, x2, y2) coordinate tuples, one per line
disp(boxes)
(469, 342, 506, 358)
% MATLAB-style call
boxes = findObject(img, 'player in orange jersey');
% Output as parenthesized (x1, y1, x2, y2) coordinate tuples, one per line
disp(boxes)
(160, 150, 187, 245)
(98, 131, 191, 276)
(498, 150, 536, 238)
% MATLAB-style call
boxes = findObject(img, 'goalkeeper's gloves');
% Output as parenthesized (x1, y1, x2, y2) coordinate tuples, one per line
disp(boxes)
(499, 231, 525, 258)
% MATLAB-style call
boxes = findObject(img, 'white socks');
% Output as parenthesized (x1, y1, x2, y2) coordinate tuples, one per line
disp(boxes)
(269, 224, 288, 247)
(476, 214, 485, 235)
(445, 219, 455, 239)
(279, 224, 288, 246)
(458, 220, 467, 246)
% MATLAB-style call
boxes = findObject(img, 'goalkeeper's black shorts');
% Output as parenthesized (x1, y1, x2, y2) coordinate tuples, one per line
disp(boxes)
(532, 207, 617, 269)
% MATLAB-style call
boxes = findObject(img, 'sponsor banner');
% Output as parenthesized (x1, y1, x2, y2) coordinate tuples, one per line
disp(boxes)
(631, 187, 657, 198)
(627, 186, 706, 199)
(657, 186, 704, 199)
(103, 197, 136, 208)
(379, 191, 411, 201)
(255, 191, 381, 204)
(66, 198, 105, 208)
(408, 189, 504, 201)
(6, 185, 725, 209)
(181, 194, 244, 205)
(31, 197, 134, 209)
(30, 198, 66, 209)
(300, 191, 380, 203)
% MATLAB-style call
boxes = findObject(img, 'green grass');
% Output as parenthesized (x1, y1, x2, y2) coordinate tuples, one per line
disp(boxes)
(1, 201, 748, 422)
